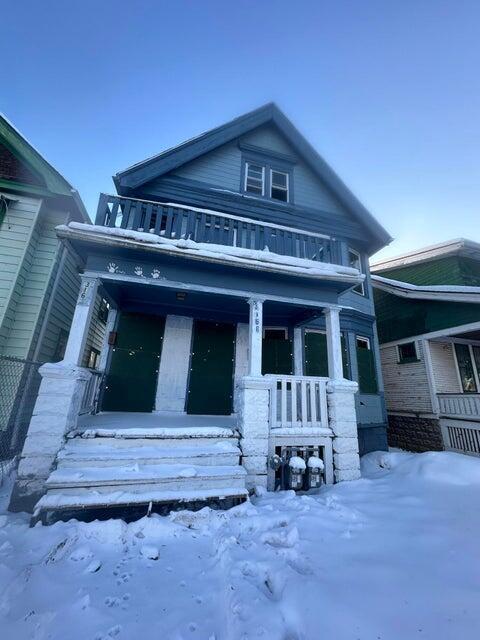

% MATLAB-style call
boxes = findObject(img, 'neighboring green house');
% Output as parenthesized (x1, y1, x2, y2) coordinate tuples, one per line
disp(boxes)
(371, 238, 480, 456)
(0, 114, 92, 457)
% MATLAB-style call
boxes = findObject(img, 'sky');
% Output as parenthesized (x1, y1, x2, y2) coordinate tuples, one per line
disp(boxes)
(1, 0, 479, 261)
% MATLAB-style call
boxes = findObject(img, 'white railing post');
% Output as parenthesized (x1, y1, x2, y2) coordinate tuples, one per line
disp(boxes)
(324, 306, 344, 380)
(247, 298, 264, 377)
(64, 276, 99, 366)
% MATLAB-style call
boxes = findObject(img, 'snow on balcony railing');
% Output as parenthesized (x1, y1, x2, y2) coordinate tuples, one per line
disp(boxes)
(437, 393, 480, 419)
(95, 194, 333, 263)
(266, 375, 329, 430)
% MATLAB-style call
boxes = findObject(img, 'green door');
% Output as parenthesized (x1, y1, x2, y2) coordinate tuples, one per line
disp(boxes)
(262, 328, 293, 375)
(304, 331, 350, 378)
(187, 320, 235, 415)
(102, 313, 165, 412)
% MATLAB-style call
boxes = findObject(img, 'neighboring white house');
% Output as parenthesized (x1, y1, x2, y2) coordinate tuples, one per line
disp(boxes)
(372, 238, 480, 457)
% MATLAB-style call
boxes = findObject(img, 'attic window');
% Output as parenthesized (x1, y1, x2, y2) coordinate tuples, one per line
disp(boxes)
(245, 162, 265, 196)
(270, 170, 289, 202)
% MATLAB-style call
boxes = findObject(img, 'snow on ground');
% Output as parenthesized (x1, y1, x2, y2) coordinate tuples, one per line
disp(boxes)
(1, 450, 480, 640)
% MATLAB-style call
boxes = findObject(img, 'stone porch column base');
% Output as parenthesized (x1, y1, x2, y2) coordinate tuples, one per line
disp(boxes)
(9, 362, 92, 512)
(237, 376, 270, 490)
(326, 378, 361, 482)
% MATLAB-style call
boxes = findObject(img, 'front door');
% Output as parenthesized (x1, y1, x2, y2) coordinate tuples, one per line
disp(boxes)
(102, 312, 165, 412)
(187, 320, 235, 415)
(262, 328, 293, 375)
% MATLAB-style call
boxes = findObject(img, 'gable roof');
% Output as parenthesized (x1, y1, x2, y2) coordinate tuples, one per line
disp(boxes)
(0, 113, 89, 221)
(371, 273, 480, 304)
(114, 103, 392, 251)
(371, 238, 480, 273)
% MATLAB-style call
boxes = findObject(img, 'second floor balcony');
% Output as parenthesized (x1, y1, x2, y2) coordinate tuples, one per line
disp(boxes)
(95, 193, 337, 265)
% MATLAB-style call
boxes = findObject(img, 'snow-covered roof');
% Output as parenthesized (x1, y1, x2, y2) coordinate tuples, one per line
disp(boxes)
(371, 238, 480, 273)
(371, 274, 480, 304)
(58, 222, 364, 284)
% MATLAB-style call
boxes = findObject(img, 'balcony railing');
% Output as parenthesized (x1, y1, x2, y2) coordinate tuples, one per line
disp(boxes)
(95, 194, 333, 263)
(437, 393, 480, 420)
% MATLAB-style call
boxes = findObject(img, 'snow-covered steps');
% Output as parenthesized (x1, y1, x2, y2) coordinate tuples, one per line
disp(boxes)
(46, 463, 247, 491)
(35, 421, 248, 520)
(57, 441, 240, 468)
(35, 486, 248, 513)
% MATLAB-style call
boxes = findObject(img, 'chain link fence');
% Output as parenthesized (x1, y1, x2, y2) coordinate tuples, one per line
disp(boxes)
(0, 355, 42, 483)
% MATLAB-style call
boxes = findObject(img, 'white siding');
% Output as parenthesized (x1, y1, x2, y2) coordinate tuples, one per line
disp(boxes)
(380, 342, 433, 414)
(429, 341, 462, 394)
(0, 195, 41, 354)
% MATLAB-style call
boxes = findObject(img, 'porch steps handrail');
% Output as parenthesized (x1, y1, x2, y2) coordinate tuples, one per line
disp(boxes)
(95, 194, 333, 263)
(437, 393, 480, 419)
(265, 374, 329, 430)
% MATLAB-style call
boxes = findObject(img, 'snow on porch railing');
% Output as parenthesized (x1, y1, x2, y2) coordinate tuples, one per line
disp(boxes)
(79, 370, 102, 415)
(95, 194, 333, 263)
(437, 393, 480, 419)
(266, 375, 329, 429)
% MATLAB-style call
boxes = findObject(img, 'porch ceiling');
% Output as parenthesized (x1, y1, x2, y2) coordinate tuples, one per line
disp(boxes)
(102, 279, 323, 326)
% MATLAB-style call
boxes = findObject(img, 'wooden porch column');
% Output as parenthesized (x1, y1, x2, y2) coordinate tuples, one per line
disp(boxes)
(324, 306, 343, 380)
(247, 298, 264, 377)
(63, 276, 99, 366)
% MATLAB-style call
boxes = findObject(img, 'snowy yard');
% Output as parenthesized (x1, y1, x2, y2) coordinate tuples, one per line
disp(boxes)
(1, 451, 479, 640)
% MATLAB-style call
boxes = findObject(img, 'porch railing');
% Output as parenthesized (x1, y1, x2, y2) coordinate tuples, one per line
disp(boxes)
(79, 370, 103, 415)
(437, 393, 480, 420)
(441, 422, 480, 457)
(95, 194, 333, 263)
(266, 375, 329, 430)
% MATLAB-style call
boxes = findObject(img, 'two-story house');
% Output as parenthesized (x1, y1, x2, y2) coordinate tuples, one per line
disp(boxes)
(372, 238, 480, 457)
(11, 104, 392, 519)
(0, 114, 89, 463)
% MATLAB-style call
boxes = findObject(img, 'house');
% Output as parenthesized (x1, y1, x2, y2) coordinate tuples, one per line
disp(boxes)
(371, 238, 480, 456)
(11, 104, 392, 518)
(0, 115, 89, 463)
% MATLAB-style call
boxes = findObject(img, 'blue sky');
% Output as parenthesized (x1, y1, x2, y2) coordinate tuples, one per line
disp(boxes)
(2, 0, 479, 260)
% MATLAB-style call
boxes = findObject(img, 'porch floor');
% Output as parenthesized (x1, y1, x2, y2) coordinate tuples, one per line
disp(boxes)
(77, 411, 238, 432)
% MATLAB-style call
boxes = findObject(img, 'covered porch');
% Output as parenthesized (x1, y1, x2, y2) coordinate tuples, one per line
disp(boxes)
(426, 326, 480, 455)
(13, 220, 363, 513)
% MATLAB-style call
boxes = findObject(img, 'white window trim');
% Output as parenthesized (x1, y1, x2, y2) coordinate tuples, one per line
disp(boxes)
(396, 340, 419, 363)
(244, 162, 265, 196)
(270, 169, 289, 202)
(356, 335, 371, 350)
(349, 248, 365, 296)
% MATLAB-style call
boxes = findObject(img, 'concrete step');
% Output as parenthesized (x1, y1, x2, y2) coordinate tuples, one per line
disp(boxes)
(35, 486, 248, 514)
(46, 463, 247, 492)
(57, 441, 241, 468)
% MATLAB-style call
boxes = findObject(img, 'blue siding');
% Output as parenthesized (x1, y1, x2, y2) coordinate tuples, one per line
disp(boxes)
(170, 125, 348, 219)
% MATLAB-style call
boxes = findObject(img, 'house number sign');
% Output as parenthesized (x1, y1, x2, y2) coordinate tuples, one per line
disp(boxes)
(78, 279, 95, 306)
(253, 300, 261, 333)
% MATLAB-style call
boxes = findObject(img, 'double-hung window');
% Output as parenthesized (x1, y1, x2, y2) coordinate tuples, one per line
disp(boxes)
(348, 248, 365, 296)
(243, 159, 291, 203)
(244, 162, 265, 196)
(270, 169, 289, 202)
